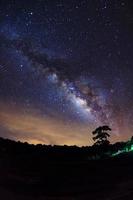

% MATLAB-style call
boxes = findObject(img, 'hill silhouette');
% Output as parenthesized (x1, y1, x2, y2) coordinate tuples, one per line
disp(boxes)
(0, 137, 133, 199)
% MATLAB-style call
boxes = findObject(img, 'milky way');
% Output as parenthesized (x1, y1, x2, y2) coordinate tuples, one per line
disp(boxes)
(0, 0, 133, 146)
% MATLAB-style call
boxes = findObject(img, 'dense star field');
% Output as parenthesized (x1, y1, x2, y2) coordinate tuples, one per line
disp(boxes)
(0, 0, 133, 146)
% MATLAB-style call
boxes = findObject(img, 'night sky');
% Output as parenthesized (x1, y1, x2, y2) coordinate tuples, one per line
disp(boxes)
(0, 0, 133, 146)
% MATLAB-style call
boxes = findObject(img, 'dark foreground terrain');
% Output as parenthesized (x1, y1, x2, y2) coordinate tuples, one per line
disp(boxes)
(0, 138, 133, 200)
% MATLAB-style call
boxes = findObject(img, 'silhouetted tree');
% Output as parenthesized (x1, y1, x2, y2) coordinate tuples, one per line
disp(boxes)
(92, 126, 111, 146)
(131, 136, 133, 142)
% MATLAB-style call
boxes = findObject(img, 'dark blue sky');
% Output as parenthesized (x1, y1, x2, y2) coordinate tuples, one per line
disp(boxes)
(0, 0, 133, 145)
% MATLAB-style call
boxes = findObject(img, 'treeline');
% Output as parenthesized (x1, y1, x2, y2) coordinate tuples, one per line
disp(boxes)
(0, 137, 128, 162)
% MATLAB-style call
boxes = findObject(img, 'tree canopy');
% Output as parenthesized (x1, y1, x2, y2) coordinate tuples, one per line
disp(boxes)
(92, 126, 111, 146)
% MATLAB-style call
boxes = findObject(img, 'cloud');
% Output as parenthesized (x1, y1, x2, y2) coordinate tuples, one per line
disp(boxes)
(0, 102, 94, 146)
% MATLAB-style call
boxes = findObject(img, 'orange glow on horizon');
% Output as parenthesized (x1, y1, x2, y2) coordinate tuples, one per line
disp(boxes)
(0, 102, 131, 146)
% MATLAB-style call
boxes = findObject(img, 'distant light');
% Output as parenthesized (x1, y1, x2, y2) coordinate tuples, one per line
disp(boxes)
(131, 145, 133, 151)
